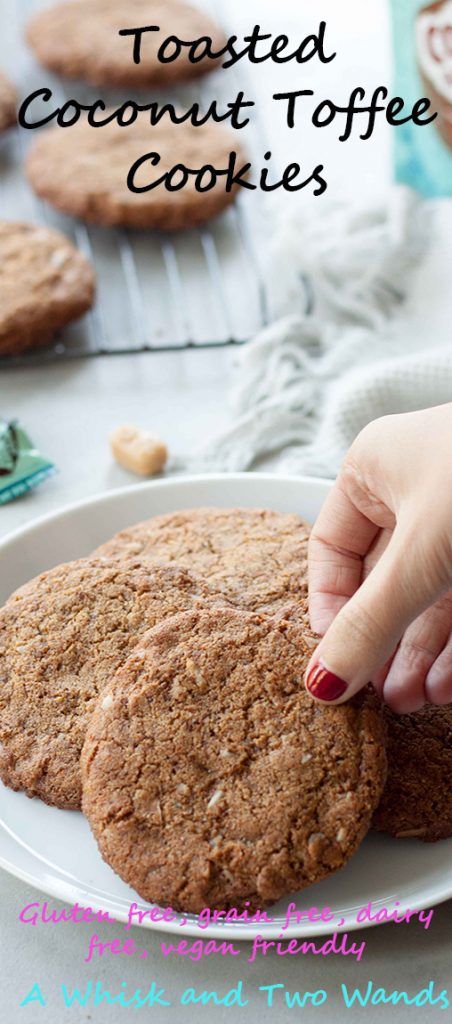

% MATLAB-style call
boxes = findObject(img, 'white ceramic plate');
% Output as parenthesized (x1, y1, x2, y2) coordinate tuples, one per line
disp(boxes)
(0, 473, 451, 940)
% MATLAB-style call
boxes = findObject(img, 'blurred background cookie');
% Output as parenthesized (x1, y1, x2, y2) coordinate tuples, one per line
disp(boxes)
(26, 0, 225, 87)
(0, 221, 95, 355)
(0, 70, 16, 133)
(373, 703, 452, 842)
(26, 119, 243, 230)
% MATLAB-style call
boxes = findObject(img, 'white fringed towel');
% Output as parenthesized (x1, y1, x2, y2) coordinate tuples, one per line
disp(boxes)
(185, 188, 452, 477)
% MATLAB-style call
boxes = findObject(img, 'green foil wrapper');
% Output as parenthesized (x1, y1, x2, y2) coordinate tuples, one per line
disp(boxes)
(0, 420, 55, 505)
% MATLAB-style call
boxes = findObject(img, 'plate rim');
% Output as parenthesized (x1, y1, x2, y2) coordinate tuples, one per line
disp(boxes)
(1, 832, 451, 941)
(0, 472, 333, 553)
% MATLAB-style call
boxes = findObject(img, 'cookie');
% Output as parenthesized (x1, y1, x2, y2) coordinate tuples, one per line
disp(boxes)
(0, 559, 225, 809)
(0, 222, 95, 356)
(373, 704, 452, 842)
(95, 507, 311, 621)
(26, 0, 225, 88)
(26, 118, 241, 231)
(82, 607, 386, 913)
(0, 71, 16, 133)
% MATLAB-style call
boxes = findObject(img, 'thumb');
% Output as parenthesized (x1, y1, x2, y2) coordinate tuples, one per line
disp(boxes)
(305, 524, 448, 704)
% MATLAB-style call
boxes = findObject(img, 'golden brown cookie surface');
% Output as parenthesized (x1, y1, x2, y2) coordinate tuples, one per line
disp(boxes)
(0, 559, 225, 809)
(26, 119, 241, 230)
(0, 222, 94, 356)
(95, 506, 311, 621)
(82, 607, 386, 912)
(373, 703, 452, 842)
(26, 0, 226, 87)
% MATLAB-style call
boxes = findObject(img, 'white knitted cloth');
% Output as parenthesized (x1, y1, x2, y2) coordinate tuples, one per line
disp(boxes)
(187, 188, 452, 477)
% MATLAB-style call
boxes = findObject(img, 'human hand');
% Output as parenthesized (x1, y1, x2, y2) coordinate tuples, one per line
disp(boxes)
(305, 404, 452, 713)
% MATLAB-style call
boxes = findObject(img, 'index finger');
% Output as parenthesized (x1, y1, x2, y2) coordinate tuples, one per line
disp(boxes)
(308, 478, 380, 636)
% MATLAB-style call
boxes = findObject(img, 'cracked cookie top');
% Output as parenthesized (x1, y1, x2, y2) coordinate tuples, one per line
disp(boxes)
(0, 558, 225, 809)
(82, 606, 386, 913)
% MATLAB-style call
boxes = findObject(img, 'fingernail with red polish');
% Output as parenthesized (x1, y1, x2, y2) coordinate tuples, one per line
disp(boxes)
(305, 660, 348, 702)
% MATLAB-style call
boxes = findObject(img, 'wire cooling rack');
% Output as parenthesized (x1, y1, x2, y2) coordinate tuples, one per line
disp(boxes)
(0, 0, 275, 364)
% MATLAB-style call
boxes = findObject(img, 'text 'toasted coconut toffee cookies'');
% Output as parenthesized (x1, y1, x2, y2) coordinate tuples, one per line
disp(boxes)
(0, 558, 227, 809)
(82, 607, 386, 913)
(26, 0, 226, 88)
(0, 222, 95, 356)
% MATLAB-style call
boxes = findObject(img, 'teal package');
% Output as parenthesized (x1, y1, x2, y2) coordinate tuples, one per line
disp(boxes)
(0, 420, 55, 505)
(392, 0, 452, 195)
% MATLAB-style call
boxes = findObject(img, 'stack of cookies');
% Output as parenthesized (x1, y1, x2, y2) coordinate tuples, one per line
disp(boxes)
(0, 505, 392, 914)
(2, 0, 241, 355)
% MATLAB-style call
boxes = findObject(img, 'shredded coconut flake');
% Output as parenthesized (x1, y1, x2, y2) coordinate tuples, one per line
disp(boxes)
(207, 789, 223, 809)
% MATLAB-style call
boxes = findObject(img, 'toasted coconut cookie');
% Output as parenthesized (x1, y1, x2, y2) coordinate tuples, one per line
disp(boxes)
(26, 0, 225, 87)
(0, 71, 16, 133)
(373, 703, 452, 842)
(0, 222, 94, 355)
(26, 118, 242, 231)
(0, 559, 225, 808)
(82, 607, 386, 912)
(95, 506, 312, 622)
